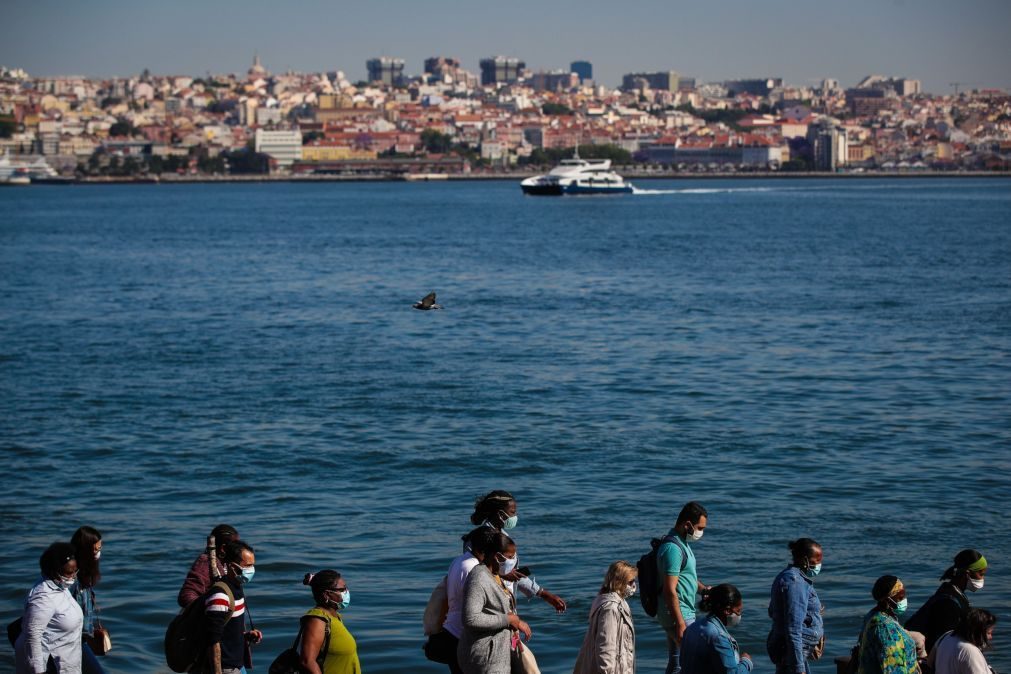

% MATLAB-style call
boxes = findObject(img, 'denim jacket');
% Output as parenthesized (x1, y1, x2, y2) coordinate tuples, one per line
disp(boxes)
(682, 613, 754, 674)
(768, 566, 823, 673)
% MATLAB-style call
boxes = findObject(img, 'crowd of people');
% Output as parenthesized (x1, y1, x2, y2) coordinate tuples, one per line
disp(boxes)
(7, 494, 998, 674)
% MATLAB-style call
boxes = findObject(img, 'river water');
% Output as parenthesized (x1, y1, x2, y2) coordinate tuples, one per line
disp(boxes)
(1, 178, 1008, 673)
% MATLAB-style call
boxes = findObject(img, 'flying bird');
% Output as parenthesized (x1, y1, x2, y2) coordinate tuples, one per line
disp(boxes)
(412, 292, 443, 310)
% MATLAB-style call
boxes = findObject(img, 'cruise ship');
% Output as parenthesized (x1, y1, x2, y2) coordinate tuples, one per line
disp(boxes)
(520, 153, 634, 196)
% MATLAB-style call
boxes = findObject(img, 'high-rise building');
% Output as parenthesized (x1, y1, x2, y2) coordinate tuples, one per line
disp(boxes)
(479, 56, 525, 86)
(366, 57, 406, 87)
(531, 71, 579, 92)
(810, 122, 847, 171)
(725, 78, 783, 97)
(571, 61, 593, 83)
(621, 71, 679, 92)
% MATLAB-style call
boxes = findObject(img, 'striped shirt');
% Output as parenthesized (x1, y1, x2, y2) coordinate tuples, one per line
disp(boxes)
(203, 578, 246, 669)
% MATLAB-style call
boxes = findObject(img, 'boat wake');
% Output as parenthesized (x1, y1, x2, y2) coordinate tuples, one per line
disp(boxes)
(632, 186, 778, 195)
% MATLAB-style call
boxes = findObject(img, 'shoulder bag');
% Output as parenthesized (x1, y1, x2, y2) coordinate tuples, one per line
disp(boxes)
(268, 614, 330, 674)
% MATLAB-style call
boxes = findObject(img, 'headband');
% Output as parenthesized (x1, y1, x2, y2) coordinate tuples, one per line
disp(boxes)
(967, 556, 987, 573)
(888, 579, 904, 598)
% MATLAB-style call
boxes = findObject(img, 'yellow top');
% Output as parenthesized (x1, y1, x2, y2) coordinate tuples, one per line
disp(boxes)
(305, 607, 361, 674)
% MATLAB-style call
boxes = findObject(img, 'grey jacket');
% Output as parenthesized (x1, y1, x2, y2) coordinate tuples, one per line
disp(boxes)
(15, 577, 84, 674)
(458, 564, 514, 674)
(573, 592, 636, 674)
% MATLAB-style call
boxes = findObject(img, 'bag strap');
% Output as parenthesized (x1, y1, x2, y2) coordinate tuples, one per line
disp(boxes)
(661, 534, 690, 574)
(295, 614, 331, 668)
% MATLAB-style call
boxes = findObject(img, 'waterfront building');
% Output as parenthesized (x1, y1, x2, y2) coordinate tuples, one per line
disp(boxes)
(366, 57, 406, 87)
(621, 71, 679, 92)
(480, 56, 525, 86)
(571, 61, 593, 83)
(811, 122, 847, 171)
(254, 128, 302, 169)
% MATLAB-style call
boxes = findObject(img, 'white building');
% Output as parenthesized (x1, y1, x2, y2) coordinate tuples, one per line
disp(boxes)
(254, 129, 302, 169)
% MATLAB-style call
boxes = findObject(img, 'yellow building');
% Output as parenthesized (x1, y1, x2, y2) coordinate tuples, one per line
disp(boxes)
(301, 145, 378, 161)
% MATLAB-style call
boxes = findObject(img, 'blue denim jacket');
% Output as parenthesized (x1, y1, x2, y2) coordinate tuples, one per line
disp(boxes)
(682, 613, 754, 674)
(767, 566, 823, 673)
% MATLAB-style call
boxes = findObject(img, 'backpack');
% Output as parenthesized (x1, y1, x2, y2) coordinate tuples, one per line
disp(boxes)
(636, 534, 686, 617)
(165, 580, 235, 673)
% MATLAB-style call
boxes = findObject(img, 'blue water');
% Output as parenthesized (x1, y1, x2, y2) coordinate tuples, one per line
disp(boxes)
(1, 178, 1009, 673)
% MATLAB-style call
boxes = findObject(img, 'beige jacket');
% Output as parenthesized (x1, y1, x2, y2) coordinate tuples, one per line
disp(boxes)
(574, 592, 636, 674)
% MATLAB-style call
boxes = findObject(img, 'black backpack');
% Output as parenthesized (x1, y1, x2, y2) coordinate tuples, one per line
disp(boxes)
(636, 534, 686, 617)
(164, 580, 235, 673)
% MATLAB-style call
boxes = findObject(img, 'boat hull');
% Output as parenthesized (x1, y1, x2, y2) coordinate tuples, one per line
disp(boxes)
(563, 183, 634, 195)
(521, 182, 565, 196)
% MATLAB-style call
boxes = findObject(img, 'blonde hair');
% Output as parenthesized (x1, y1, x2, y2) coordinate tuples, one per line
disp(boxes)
(599, 561, 638, 596)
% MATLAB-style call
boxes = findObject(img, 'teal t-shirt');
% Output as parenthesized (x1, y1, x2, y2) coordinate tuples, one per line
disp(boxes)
(656, 530, 698, 625)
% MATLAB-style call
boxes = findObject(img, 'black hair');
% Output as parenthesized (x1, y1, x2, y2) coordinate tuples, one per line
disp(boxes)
(303, 570, 343, 606)
(955, 608, 997, 649)
(699, 583, 741, 614)
(941, 549, 984, 581)
(788, 538, 821, 563)
(470, 490, 515, 526)
(39, 542, 76, 581)
(211, 524, 239, 548)
(71, 526, 102, 588)
(472, 531, 511, 560)
(221, 540, 253, 564)
(676, 501, 708, 527)
(872, 575, 902, 602)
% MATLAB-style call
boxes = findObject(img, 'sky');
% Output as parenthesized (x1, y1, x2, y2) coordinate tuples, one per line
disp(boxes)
(2, 0, 1010, 94)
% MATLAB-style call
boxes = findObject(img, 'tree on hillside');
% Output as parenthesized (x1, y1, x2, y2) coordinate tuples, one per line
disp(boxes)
(541, 102, 573, 116)
(421, 129, 454, 153)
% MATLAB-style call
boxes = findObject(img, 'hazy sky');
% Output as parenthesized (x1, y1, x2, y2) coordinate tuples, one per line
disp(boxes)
(3, 0, 1009, 93)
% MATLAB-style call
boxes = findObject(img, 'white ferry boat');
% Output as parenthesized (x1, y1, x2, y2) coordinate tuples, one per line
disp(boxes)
(520, 152, 634, 196)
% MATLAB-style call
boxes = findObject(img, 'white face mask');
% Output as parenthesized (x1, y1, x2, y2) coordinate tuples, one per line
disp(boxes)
(623, 581, 637, 598)
(94, 550, 102, 561)
(967, 577, 984, 592)
(499, 555, 518, 576)
(726, 612, 742, 628)
(688, 525, 704, 542)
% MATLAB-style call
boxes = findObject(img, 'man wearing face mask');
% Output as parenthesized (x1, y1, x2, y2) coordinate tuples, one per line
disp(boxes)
(200, 541, 262, 674)
(657, 501, 712, 674)
(905, 549, 988, 653)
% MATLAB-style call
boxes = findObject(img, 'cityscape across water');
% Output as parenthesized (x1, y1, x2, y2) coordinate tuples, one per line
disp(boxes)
(1, 178, 1009, 673)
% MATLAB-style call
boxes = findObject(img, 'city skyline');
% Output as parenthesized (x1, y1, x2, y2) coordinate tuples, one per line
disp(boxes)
(2, 0, 1010, 94)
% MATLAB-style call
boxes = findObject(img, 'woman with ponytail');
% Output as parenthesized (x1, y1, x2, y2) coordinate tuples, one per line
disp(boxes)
(905, 549, 988, 652)
(296, 570, 360, 674)
(70, 526, 106, 674)
(681, 583, 754, 674)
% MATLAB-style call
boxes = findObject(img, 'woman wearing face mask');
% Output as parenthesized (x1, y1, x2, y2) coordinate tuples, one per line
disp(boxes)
(15, 542, 84, 674)
(435, 527, 498, 674)
(458, 531, 532, 674)
(573, 561, 638, 674)
(767, 538, 824, 674)
(680, 583, 754, 674)
(70, 526, 106, 674)
(856, 576, 918, 674)
(926, 608, 997, 674)
(470, 490, 567, 613)
(297, 570, 360, 674)
(905, 550, 988, 653)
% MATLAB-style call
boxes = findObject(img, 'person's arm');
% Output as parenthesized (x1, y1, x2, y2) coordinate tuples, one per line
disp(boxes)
(962, 642, 991, 674)
(594, 602, 622, 674)
(178, 554, 210, 608)
(877, 622, 916, 674)
(782, 581, 808, 674)
(22, 588, 58, 674)
(298, 617, 326, 674)
(203, 587, 230, 674)
(711, 630, 754, 674)
(462, 571, 511, 632)
(664, 575, 688, 641)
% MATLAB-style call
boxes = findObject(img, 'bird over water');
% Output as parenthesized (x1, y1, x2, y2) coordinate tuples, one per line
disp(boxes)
(412, 292, 442, 310)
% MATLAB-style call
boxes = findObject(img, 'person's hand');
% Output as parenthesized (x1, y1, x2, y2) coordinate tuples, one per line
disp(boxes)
(509, 614, 532, 641)
(501, 569, 527, 582)
(539, 590, 566, 613)
(741, 652, 752, 661)
(676, 619, 688, 643)
(245, 629, 263, 644)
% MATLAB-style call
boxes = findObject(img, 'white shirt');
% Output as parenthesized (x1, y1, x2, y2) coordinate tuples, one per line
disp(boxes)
(928, 631, 992, 674)
(15, 577, 84, 674)
(443, 551, 480, 638)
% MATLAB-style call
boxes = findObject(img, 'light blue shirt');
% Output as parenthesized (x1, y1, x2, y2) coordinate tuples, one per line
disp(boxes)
(657, 530, 698, 624)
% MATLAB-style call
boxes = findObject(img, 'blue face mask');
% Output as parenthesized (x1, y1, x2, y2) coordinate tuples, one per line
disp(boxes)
(238, 565, 255, 584)
(891, 597, 908, 614)
(498, 510, 518, 530)
(803, 563, 822, 578)
(335, 588, 350, 610)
